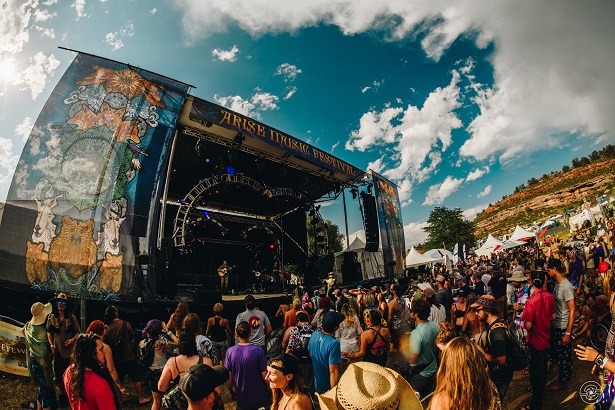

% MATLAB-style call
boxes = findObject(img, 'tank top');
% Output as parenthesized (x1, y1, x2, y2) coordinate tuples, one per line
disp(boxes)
(364, 327, 387, 367)
(209, 317, 227, 342)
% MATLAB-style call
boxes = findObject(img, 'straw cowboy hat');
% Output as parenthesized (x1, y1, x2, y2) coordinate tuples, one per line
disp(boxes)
(507, 270, 528, 282)
(30, 302, 52, 326)
(317, 362, 423, 410)
(49, 292, 75, 311)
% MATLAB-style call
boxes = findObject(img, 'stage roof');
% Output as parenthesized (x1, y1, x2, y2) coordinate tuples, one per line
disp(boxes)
(168, 96, 365, 218)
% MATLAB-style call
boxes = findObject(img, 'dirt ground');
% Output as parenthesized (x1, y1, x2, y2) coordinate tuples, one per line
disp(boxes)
(0, 342, 600, 410)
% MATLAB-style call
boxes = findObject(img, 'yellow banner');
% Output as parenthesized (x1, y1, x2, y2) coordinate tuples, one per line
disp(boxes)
(0, 318, 28, 377)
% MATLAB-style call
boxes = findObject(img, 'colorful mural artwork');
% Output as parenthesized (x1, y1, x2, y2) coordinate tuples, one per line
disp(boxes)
(0, 53, 189, 300)
(372, 172, 406, 276)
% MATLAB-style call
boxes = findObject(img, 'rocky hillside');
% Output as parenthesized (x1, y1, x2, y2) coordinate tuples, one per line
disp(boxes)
(474, 159, 615, 238)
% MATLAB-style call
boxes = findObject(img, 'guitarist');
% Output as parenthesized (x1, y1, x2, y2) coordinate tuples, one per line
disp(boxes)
(218, 260, 232, 289)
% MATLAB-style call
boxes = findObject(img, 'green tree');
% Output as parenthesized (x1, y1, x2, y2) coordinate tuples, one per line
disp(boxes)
(422, 206, 475, 254)
(562, 165, 571, 172)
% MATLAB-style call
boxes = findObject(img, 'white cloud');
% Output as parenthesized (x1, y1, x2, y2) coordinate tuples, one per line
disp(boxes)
(347, 70, 462, 186)
(35, 26, 55, 39)
(105, 33, 123, 52)
(423, 176, 464, 206)
(404, 221, 429, 248)
(361, 79, 383, 93)
(72, 0, 87, 19)
(477, 184, 492, 198)
(15, 117, 34, 141)
(361, 86, 371, 93)
(397, 178, 413, 206)
(331, 141, 340, 153)
(172, 1, 615, 172)
(150, 8, 158, 14)
(462, 203, 489, 221)
(34, 9, 56, 22)
(0, 137, 19, 186)
(595, 134, 609, 145)
(274, 63, 302, 82)
(251, 92, 279, 111)
(214, 94, 256, 117)
(15, 52, 60, 100)
(283, 86, 297, 100)
(105, 20, 134, 52)
(212, 45, 239, 62)
(465, 166, 490, 182)
(367, 157, 385, 174)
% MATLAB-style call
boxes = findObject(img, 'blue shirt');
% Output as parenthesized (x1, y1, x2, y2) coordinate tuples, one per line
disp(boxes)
(308, 331, 341, 393)
(408, 321, 440, 377)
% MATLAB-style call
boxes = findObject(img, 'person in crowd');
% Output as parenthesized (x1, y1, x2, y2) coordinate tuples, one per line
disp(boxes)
(462, 294, 486, 343)
(206, 303, 233, 366)
(63, 333, 121, 409)
(435, 321, 457, 351)
(509, 270, 531, 336)
(309, 311, 344, 394)
(86, 320, 126, 398)
(266, 354, 312, 410)
(347, 309, 390, 367)
(46, 292, 80, 408)
(158, 329, 212, 396)
(311, 290, 322, 313)
(23, 302, 57, 410)
(424, 287, 447, 324)
(387, 284, 410, 351)
(473, 273, 488, 296)
(316, 362, 422, 410)
(521, 270, 556, 410)
(450, 289, 467, 332)
(473, 294, 513, 401)
(435, 275, 452, 321)
(138, 319, 172, 410)
(179, 364, 230, 410)
(489, 268, 508, 320)
(377, 292, 388, 323)
(406, 297, 439, 399)
(225, 321, 271, 410)
(547, 259, 576, 391)
(335, 303, 362, 372)
(283, 311, 315, 391)
(103, 305, 150, 405)
(602, 276, 615, 382)
(311, 296, 333, 333)
(182, 313, 216, 364)
(575, 344, 615, 408)
(284, 298, 306, 330)
(301, 291, 315, 317)
(430, 337, 500, 410)
(568, 249, 585, 303)
(166, 300, 190, 337)
(235, 294, 272, 351)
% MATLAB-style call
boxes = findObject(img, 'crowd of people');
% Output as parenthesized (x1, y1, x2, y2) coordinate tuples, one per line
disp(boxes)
(18, 217, 615, 409)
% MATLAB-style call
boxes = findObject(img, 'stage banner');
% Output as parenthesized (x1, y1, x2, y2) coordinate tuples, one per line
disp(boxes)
(372, 172, 406, 277)
(0, 53, 190, 301)
(0, 317, 28, 377)
(189, 98, 364, 180)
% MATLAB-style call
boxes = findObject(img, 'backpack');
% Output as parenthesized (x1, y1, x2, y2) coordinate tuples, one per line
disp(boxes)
(488, 321, 529, 371)
(295, 326, 313, 362)
(398, 297, 411, 325)
(111, 320, 127, 363)
(138, 338, 156, 369)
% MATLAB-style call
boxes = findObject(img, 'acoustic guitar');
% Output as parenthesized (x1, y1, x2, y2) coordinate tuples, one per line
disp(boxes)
(217, 265, 235, 277)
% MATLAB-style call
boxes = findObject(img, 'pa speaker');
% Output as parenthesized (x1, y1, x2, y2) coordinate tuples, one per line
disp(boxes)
(342, 252, 361, 284)
(361, 192, 379, 252)
(195, 289, 222, 304)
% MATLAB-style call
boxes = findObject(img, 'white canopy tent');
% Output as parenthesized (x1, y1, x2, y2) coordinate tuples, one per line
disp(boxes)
(334, 234, 384, 280)
(423, 248, 454, 263)
(474, 234, 503, 256)
(500, 240, 526, 250)
(510, 225, 535, 242)
(569, 208, 601, 229)
(405, 247, 439, 268)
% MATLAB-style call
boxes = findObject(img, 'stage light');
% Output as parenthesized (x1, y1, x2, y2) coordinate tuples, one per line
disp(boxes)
(215, 190, 219, 194)
(203, 211, 209, 217)
(206, 158, 210, 163)
(269, 243, 275, 249)
(226, 166, 235, 174)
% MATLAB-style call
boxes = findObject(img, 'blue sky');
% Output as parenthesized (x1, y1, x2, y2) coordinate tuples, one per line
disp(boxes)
(1, 0, 613, 248)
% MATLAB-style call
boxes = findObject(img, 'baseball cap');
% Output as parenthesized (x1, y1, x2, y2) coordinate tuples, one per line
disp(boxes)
(436, 274, 446, 283)
(470, 295, 496, 309)
(179, 364, 229, 402)
(322, 311, 345, 333)
(423, 288, 436, 298)
(417, 283, 432, 291)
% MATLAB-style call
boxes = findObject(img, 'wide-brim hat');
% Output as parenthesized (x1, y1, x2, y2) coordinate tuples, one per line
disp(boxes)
(317, 361, 423, 410)
(470, 294, 496, 309)
(30, 302, 52, 326)
(507, 271, 528, 282)
(49, 292, 74, 311)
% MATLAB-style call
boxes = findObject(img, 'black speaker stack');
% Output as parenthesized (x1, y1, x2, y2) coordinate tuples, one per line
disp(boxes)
(361, 192, 379, 252)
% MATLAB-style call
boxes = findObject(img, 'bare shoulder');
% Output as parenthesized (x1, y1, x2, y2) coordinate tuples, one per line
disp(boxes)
(288, 394, 312, 409)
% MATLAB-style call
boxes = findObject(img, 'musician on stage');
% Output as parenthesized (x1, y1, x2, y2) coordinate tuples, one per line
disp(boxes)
(218, 260, 231, 289)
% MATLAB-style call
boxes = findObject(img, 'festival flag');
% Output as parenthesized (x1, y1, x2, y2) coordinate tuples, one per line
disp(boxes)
(537, 226, 549, 239)
(453, 243, 459, 264)
(463, 244, 466, 260)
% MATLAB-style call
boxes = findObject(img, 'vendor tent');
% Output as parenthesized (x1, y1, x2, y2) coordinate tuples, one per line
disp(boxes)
(510, 225, 535, 242)
(340, 236, 367, 253)
(500, 240, 526, 250)
(406, 247, 439, 268)
(474, 234, 503, 256)
(423, 248, 454, 263)
(570, 208, 599, 227)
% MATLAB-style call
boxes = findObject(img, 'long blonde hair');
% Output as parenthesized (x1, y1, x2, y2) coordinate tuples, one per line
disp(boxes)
(341, 303, 357, 325)
(433, 337, 494, 410)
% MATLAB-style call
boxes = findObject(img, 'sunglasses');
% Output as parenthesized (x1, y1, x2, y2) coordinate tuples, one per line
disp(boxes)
(57, 301, 66, 306)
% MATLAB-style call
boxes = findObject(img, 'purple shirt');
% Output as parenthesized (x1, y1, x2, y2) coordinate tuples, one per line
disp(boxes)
(224, 344, 269, 406)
